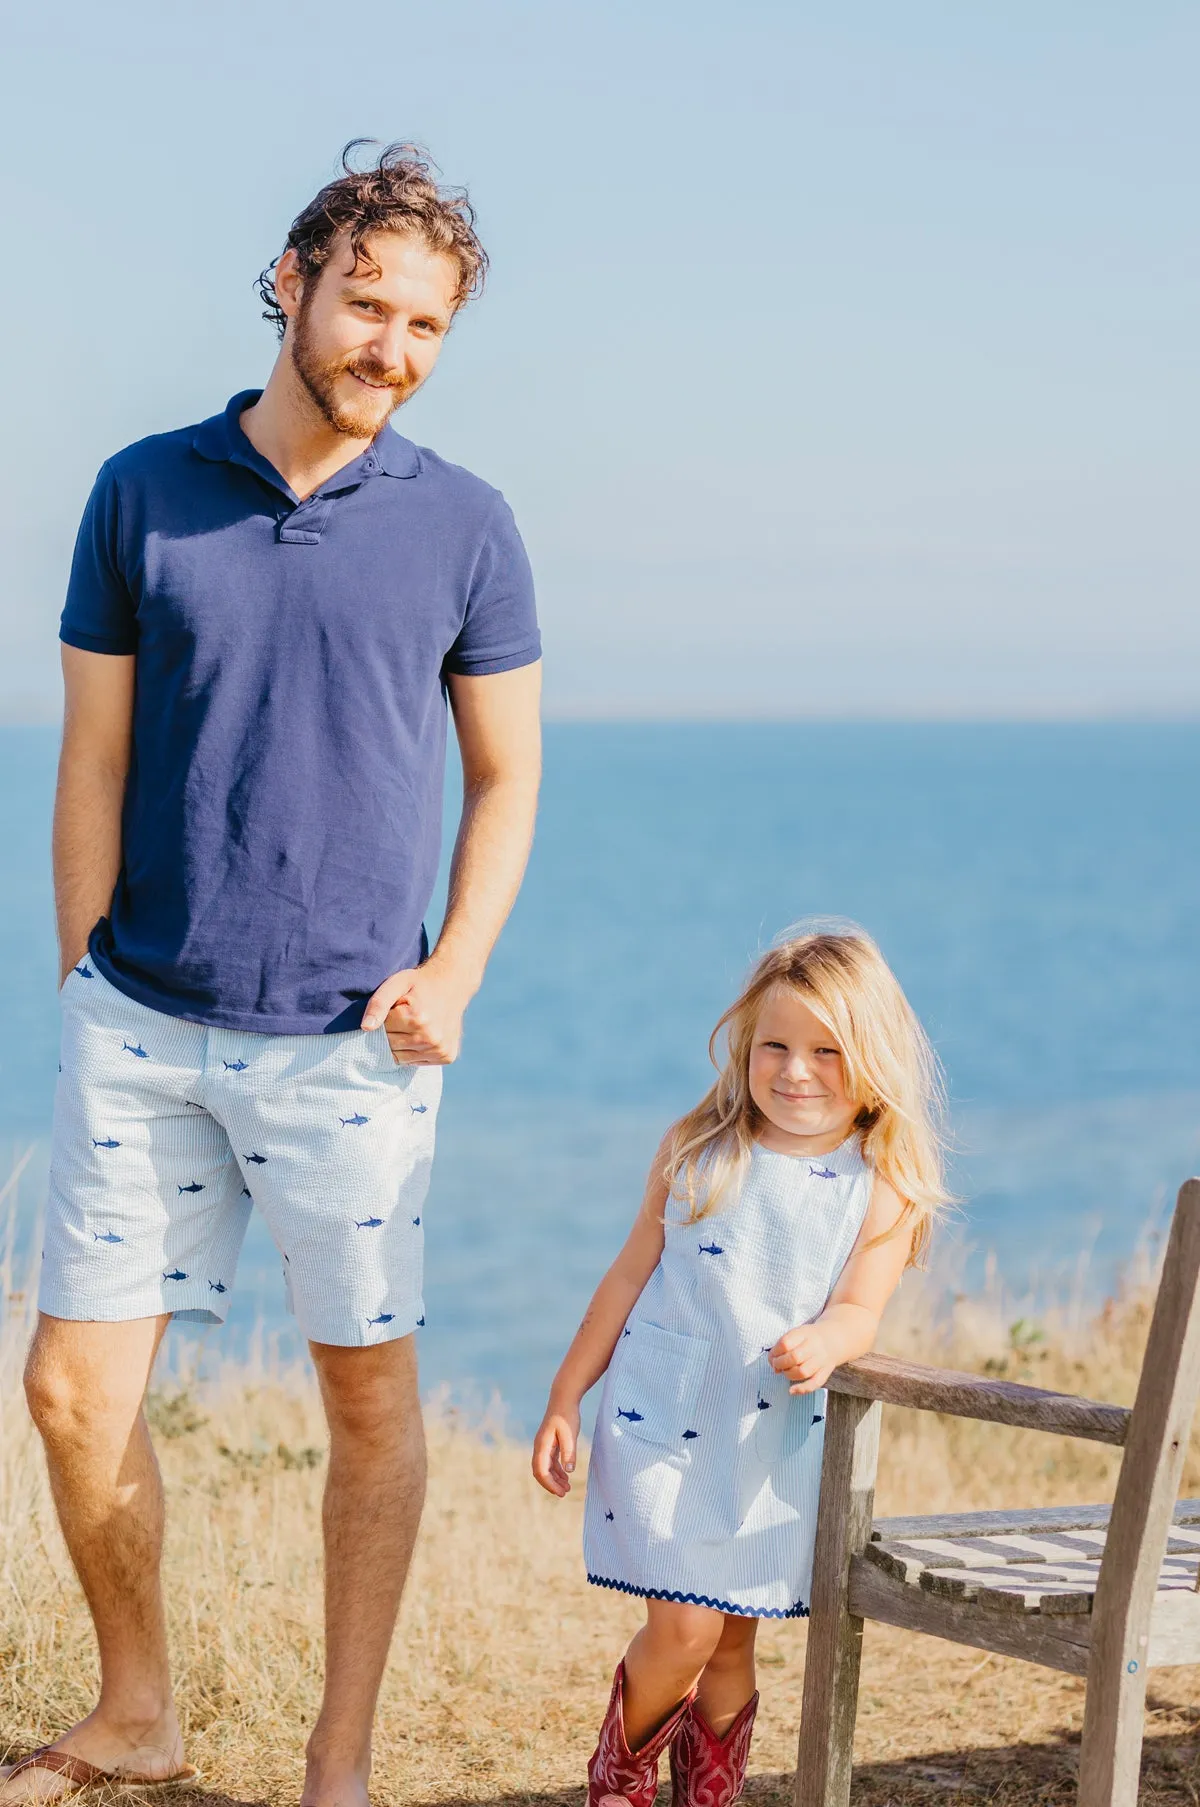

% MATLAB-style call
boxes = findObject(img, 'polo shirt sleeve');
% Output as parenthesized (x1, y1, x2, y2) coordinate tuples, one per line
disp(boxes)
(59, 462, 138, 656)
(443, 495, 541, 677)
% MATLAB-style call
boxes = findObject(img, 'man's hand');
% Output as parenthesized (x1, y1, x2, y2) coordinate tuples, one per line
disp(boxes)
(531, 1400, 581, 1497)
(769, 1322, 839, 1394)
(361, 958, 477, 1066)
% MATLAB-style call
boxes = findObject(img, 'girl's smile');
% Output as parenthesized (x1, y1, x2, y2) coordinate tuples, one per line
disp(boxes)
(748, 986, 859, 1155)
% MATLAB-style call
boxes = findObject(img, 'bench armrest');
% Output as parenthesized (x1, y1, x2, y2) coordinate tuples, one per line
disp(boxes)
(826, 1351, 1130, 1446)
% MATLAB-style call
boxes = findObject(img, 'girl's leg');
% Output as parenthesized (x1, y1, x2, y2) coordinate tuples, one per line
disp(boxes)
(669, 1616, 760, 1806)
(694, 1613, 759, 1734)
(622, 1599, 726, 1749)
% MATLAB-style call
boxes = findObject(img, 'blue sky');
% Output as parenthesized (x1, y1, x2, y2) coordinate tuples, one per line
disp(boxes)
(2, 1, 1195, 717)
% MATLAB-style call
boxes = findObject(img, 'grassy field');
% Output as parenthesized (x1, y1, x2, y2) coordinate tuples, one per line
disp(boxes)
(3, 1217, 1200, 1805)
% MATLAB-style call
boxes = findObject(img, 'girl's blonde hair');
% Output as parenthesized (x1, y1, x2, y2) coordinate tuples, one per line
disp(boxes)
(664, 922, 949, 1266)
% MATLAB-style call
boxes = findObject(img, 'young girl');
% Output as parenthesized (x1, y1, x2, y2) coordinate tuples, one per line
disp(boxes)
(531, 924, 946, 1807)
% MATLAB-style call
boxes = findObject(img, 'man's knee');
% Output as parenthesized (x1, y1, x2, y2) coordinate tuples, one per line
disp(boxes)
(24, 1315, 157, 1448)
(25, 1338, 92, 1445)
(312, 1335, 422, 1450)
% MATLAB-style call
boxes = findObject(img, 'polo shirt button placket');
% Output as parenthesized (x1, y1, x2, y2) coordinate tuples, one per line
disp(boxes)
(278, 494, 334, 547)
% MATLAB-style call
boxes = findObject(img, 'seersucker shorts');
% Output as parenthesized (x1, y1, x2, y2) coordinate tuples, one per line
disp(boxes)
(41, 962, 441, 1345)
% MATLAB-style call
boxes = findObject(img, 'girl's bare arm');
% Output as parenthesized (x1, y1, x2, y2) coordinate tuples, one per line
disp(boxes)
(769, 1176, 914, 1393)
(531, 1156, 669, 1496)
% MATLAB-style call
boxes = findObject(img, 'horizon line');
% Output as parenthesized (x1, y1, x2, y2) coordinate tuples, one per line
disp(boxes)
(3, 701, 1200, 729)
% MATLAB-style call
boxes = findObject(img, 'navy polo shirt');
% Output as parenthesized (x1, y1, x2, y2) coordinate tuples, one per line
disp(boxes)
(60, 390, 541, 1033)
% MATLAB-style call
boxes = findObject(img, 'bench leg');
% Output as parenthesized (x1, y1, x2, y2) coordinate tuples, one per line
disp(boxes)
(794, 1395, 881, 1807)
(1077, 1649, 1148, 1806)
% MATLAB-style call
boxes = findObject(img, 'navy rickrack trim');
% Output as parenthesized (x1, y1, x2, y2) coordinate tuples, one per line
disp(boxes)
(586, 1573, 809, 1620)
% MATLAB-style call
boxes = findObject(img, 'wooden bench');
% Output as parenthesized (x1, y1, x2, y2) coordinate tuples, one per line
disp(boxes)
(795, 1177, 1200, 1807)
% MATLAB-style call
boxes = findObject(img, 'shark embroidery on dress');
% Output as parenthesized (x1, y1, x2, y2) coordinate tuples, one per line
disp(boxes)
(616, 1407, 644, 1423)
(808, 1165, 837, 1180)
(241, 1187, 252, 1200)
(92, 1137, 120, 1149)
(178, 1181, 205, 1194)
(410, 1102, 427, 1114)
(416, 1315, 426, 1327)
(340, 1113, 369, 1127)
(682, 1429, 699, 1440)
(355, 1216, 384, 1230)
(699, 1241, 724, 1256)
(209, 1279, 228, 1293)
(223, 1059, 249, 1072)
(92, 1230, 123, 1244)
(244, 1152, 267, 1164)
(756, 1396, 771, 1411)
(122, 1040, 149, 1059)
(74, 963, 94, 978)
(163, 1268, 188, 1281)
(367, 1312, 395, 1327)
(411, 1215, 421, 1226)
(605, 1510, 615, 1522)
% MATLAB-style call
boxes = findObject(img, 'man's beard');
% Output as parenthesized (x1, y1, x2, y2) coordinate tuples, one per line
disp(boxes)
(290, 302, 417, 437)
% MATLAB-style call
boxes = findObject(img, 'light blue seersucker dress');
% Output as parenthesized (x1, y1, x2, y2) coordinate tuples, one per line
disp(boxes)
(583, 1135, 873, 1619)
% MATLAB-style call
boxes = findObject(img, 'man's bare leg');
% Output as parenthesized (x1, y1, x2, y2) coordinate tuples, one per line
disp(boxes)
(301, 1334, 426, 1807)
(2, 1313, 185, 1804)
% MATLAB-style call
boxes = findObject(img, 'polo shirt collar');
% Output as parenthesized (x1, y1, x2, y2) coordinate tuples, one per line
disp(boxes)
(192, 390, 421, 493)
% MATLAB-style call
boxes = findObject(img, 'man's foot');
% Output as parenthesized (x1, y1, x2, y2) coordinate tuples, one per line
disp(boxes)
(0, 1706, 187, 1803)
(299, 1756, 371, 1807)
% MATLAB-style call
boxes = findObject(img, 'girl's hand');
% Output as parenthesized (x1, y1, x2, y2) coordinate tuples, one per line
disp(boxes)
(532, 1401, 581, 1497)
(769, 1323, 838, 1393)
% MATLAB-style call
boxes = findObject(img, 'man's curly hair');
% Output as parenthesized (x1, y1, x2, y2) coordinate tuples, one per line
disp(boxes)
(256, 141, 488, 339)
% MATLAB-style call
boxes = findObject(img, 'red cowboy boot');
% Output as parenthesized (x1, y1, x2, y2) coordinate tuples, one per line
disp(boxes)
(669, 1691, 759, 1807)
(587, 1661, 695, 1807)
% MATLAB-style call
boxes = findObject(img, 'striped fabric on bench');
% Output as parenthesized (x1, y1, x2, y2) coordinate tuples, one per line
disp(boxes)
(862, 1501, 1200, 1616)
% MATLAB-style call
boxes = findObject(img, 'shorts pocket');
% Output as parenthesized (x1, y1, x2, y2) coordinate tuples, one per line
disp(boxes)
(609, 1321, 711, 1453)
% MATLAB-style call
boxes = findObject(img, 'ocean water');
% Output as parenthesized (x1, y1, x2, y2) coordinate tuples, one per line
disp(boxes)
(2, 722, 1199, 1428)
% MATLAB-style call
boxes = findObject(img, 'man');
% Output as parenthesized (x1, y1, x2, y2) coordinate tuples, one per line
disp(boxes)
(7, 143, 541, 1807)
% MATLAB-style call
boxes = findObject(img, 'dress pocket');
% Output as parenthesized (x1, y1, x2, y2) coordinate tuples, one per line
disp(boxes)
(609, 1321, 711, 1453)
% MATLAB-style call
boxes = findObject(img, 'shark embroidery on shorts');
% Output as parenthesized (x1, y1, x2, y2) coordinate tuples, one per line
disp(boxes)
(339, 1113, 369, 1127)
(616, 1407, 644, 1423)
(92, 1230, 124, 1244)
(367, 1312, 395, 1327)
(123, 1040, 149, 1059)
(244, 1152, 267, 1165)
(163, 1268, 188, 1282)
(808, 1164, 837, 1180)
(178, 1181, 205, 1195)
(75, 962, 94, 978)
(92, 1137, 120, 1149)
(699, 1241, 724, 1256)
(209, 1279, 228, 1293)
(223, 1059, 249, 1072)
(355, 1216, 384, 1230)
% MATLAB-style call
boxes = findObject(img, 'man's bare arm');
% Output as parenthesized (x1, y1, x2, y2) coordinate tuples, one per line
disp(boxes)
(53, 646, 135, 983)
(362, 660, 542, 1061)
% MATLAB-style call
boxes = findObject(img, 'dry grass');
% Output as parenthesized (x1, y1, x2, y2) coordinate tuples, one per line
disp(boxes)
(3, 1218, 1200, 1805)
